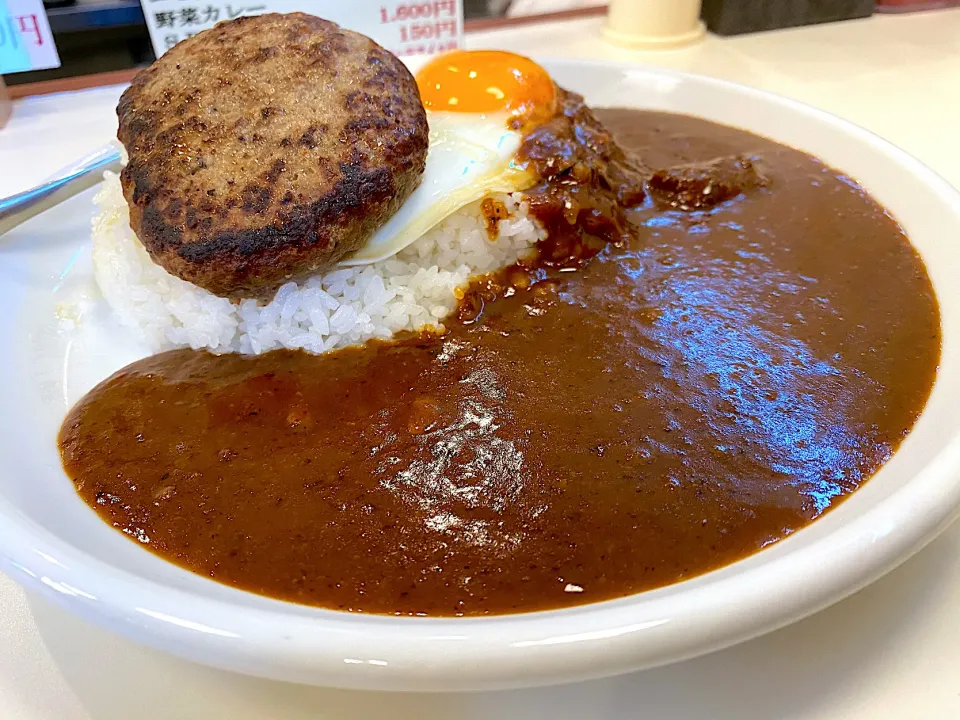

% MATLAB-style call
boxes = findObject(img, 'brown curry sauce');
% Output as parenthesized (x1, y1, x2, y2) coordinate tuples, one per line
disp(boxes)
(59, 103, 940, 616)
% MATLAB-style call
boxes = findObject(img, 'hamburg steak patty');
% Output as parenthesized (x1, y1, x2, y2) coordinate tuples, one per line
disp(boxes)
(117, 13, 429, 298)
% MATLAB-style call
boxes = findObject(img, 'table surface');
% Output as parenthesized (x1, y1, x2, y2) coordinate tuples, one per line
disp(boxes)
(3, 10, 960, 719)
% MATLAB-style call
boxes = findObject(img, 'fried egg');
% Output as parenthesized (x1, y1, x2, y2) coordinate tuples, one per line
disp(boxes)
(341, 50, 556, 265)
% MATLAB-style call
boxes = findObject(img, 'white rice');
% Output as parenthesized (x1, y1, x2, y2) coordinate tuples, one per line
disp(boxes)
(91, 173, 545, 354)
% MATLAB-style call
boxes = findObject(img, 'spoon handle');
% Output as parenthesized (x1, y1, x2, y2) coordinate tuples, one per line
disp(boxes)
(0, 143, 124, 237)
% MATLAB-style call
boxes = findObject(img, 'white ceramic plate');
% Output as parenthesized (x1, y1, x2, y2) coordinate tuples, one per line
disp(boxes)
(2, 59, 960, 693)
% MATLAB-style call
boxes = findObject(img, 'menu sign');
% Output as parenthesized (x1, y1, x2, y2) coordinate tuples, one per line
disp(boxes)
(0, 0, 60, 74)
(141, 0, 463, 58)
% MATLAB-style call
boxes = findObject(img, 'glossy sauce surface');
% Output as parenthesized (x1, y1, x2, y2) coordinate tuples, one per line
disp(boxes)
(60, 111, 940, 615)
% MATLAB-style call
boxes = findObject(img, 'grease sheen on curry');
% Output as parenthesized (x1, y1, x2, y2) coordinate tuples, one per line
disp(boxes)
(59, 110, 940, 616)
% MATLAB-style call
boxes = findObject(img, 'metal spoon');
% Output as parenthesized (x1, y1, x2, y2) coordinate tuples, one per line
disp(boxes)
(0, 143, 124, 237)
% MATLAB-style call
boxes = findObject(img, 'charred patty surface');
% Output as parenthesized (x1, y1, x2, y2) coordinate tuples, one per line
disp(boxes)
(117, 13, 429, 298)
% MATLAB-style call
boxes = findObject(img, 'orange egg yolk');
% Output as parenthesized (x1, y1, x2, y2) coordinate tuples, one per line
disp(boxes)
(416, 50, 556, 124)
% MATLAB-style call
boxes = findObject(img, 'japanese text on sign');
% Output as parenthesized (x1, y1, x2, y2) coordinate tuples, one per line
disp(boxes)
(0, 0, 60, 74)
(379, 1, 459, 57)
(140, 1, 463, 59)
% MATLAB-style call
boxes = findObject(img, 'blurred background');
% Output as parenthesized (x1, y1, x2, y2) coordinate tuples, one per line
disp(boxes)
(4, 0, 957, 95)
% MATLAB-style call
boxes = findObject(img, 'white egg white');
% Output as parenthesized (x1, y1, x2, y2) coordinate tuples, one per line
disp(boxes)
(340, 111, 537, 266)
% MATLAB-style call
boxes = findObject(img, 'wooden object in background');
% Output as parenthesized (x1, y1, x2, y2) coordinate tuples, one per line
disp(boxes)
(701, 0, 873, 35)
(876, 0, 960, 11)
(0, 77, 11, 129)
